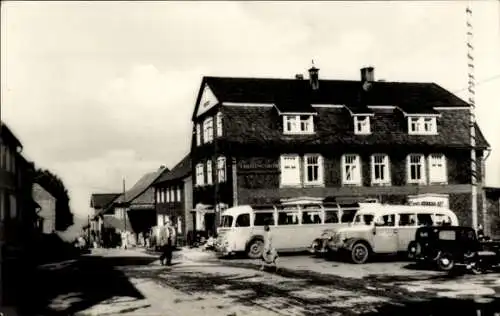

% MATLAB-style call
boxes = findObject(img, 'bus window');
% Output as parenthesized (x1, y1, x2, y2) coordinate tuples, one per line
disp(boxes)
(235, 214, 250, 227)
(399, 213, 417, 227)
(417, 214, 433, 226)
(340, 209, 357, 223)
(354, 214, 374, 225)
(220, 215, 233, 228)
(324, 210, 339, 223)
(302, 210, 322, 224)
(254, 212, 275, 226)
(434, 214, 451, 226)
(278, 211, 299, 225)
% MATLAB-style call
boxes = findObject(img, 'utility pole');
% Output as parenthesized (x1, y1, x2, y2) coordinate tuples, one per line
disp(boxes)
(122, 177, 127, 248)
(466, 2, 478, 230)
(214, 125, 219, 237)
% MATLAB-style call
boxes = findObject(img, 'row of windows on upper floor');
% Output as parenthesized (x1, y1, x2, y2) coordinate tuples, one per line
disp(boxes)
(195, 156, 227, 186)
(280, 153, 447, 187)
(155, 185, 182, 204)
(194, 112, 438, 147)
(0, 143, 16, 173)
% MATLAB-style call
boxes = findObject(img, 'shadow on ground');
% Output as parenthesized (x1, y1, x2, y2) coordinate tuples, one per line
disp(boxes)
(124, 261, 500, 315)
(19, 254, 156, 316)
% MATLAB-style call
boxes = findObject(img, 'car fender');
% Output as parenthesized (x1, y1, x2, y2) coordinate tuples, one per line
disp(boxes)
(342, 238, 371, 252)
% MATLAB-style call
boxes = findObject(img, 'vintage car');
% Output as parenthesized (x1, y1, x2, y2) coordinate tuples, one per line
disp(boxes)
(407, 226, 481, 271)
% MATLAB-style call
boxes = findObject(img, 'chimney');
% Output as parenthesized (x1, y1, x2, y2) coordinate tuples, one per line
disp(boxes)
(308, 62, 319, 90)
(295, 74, 304, 80)
(159, 165, 166, 170)
(360, 66, 375, 82)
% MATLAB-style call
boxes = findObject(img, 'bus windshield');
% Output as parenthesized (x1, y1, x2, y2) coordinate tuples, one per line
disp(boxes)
(220, 215, 234, 228)
(353, 214, 374, 226)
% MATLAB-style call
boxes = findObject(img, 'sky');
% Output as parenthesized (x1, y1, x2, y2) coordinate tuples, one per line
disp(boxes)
(1, 1, 500, 232)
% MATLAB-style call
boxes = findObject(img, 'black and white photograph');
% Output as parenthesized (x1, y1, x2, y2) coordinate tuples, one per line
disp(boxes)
(1, 1, 500, 315)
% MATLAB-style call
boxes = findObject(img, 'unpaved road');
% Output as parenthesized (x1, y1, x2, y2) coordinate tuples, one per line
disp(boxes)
(21, 248, 500, 316)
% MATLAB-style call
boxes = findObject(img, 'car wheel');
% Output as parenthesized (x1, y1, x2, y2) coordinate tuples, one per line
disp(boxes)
(351, 243, 370, 264)
(437, 253, 455, 271)
(247, 239, 264, 259)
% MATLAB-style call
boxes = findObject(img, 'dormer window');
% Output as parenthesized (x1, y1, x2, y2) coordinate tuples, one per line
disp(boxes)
(354, 116, 371, 134)
(283, 115, 314, 134)
(408, 117, 437, 135)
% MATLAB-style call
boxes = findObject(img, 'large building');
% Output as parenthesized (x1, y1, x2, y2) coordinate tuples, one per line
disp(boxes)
(189, 66, 490, 233)
(32, 183, 57, 234)
(153, 153, 193, 244)
(0, 122, 38, 307)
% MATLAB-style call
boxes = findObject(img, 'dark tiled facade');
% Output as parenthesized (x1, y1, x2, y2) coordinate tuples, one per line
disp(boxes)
(190, 67, 490, 230)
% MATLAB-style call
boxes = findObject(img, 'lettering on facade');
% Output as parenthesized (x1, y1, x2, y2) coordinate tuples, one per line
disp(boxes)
(238, 161, 279, 170)
(408, 194, 449, 209)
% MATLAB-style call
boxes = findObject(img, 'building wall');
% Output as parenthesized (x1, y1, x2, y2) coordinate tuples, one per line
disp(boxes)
(32, 183, 56, 234)
(183, 176, 194, 238)
(155, 178, 190, 243)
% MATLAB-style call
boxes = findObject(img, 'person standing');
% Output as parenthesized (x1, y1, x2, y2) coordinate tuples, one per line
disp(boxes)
(159, 225, 173, 266)
(260, 224, 279, 272)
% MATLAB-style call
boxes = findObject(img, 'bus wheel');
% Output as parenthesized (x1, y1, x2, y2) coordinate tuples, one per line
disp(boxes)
(247, 239, 264, 259)
(351, 243, 370, 264)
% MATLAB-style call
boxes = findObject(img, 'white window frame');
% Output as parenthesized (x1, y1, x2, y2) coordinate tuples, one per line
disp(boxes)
(428, 153, 447, 184)
(217, 156, 226, 183)
(341, 154, 362, 185)
(156, 189, 161, 203)
(196, 163, 204, 186)
(280, 154, 301, 187)
(169, 187, 173, 202)
(203, 117, 214, 143)
(303, 154, 324, 186)
(206, 160, 213, 185)
(283, 115, 314, 135)
(408, 117, 437, 135)
(371, 154, 391, 185)
(176, 187, 181, 202)
(407, 154, 427, 184)
(354, 116, 371, 135)
(216, 112, 223, 137)
(196, 123, 201, 146)
(166, 188, 170, 202)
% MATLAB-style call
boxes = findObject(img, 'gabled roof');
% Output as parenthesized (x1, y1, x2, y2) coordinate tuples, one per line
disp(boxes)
(114, 166, 169, 205)
(192, 76, 469, 119)
(90, 193, 120, 209)
(154, 153, 191, 185)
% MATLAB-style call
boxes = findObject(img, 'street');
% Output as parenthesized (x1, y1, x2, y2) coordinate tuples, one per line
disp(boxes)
(17, 248, 500, 316)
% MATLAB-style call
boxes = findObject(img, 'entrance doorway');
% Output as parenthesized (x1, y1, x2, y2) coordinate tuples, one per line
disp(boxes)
(204, 213, 215, 236)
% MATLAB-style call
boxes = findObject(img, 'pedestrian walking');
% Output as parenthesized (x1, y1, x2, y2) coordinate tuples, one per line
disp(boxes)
(159, 225, 173, 266)
(260, 224, 279, 272)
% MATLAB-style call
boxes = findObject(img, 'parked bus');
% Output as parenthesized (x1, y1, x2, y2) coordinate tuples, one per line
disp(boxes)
(316, 204, 459, 264)
(214, 202, 366, 258)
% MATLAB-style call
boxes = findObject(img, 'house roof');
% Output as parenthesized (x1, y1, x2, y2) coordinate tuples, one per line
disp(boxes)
(90, 193, 120, 209)
(154, 153, 191, 185)
(113, 166, 169, 205)
(221, 106, 489, 149)
(200, 77, 469, 111)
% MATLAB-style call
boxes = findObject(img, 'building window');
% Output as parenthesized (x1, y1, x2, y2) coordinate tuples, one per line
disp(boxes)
(407, 154, 426, 184)
(303, 154, 324, 185)
(164, 188, 169, 202)
(0, 190, 5, 221)
(408, 117, 437, 135)
(216, 112, 223, 137)
(371, 154, 390, 185)
(203, 117, 214, 143)
(5, 147, 10, 172)
(217, 157, 226, 183)
(196, 163, 204, 186)
(169, 187, 174, 202)
(283, 115, 314, 134)
(342, 154, 362, 185)
(176, 187, 181, 202)
(9, 194, 16, 219)
(280, 154, 301, 186)
(206, 160, 213, 185)
(196, 123, 201, 146)
(428, 154, 447, 184)
(354, 116, 371, 134)
(156, 189, 161, 203)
